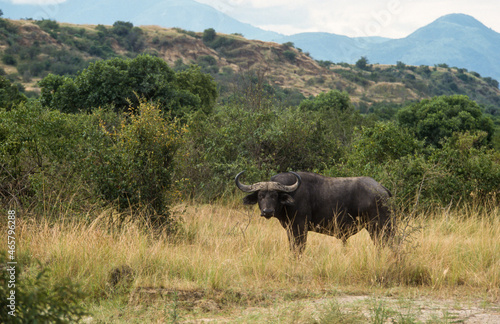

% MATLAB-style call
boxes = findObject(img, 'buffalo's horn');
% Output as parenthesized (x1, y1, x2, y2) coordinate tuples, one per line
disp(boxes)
(235, 171, 302, 193)
(279, 171, 301, 192)
(235, 171, 256, 192)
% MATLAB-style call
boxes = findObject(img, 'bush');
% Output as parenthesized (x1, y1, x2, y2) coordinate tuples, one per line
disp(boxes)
(2, 54, 17, 66)
(350, 122, 423, 164)
(111, 21, 133, 36)
(1, 99, 186, 222)
(35, 19, 60, 32)
(428, 131, 500, 202)
(0, 76, 27, 110)
(397, 95, 495, 147)
(177, 104, 353, 200)
(355, 56, 370, 71)
(335, 122, 500, 208)
(299, 89, 351, 112)
(208, 35, 234, 50)
(283, 50, 297, 62)
(0, 102, 94, 211)
(0, 252, 88, 323)
(87, 100, 185, 223)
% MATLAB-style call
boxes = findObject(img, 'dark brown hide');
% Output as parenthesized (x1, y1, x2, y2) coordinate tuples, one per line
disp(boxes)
(236, 171, 393, 254)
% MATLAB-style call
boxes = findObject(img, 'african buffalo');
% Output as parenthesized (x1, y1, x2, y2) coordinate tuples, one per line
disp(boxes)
(235, 171, 394, 253)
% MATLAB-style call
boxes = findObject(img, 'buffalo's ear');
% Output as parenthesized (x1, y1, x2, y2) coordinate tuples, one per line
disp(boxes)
(280, 193, 295, 206)
(243, 192, 258, 205)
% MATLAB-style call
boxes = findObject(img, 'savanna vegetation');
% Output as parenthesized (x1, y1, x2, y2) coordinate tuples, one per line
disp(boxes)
(1, 18, 499, 323)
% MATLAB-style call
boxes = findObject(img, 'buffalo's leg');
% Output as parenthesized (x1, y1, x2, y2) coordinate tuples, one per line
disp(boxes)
(283, 220, 308, 254)
(367, 211, 394, 246)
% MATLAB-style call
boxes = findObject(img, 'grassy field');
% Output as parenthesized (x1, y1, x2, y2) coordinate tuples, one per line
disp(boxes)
(13, 199, 500, 323)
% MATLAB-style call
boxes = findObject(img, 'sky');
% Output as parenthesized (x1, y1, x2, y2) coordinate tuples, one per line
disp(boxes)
(199, 0, 500, 38)
(8, 0, 500, 38)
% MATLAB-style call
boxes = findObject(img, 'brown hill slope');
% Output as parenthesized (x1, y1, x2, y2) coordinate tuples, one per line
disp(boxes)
(1, 18, 500, 111)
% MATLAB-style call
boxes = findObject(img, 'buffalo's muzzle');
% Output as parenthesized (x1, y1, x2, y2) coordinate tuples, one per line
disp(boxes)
(261, 209, 274, 218)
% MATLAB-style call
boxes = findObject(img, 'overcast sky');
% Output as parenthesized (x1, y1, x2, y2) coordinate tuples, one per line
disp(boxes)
(197, 0, 500, 38)
(9, 0, 500, 38)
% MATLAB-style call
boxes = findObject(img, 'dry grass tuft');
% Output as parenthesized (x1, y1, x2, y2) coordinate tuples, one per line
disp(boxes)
(14, 200, 500, 307)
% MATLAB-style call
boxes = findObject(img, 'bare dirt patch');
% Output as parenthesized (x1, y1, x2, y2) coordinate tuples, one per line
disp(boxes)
(127, 287, 500, 323)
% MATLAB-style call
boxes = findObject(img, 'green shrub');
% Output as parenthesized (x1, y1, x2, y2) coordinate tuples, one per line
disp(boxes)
(335, 122, 499, 208)
(111, 20, 133, 36)
(0, 102, 94, 211)
(0, 76, 27, 110)
(428, 131, 500, 202)
(87, 100, 185, 222)
(2, 54, 17, 66)
(283, 50, 297, 62)
(350, 122, 423, 164)
(0, 252, 88, 323)
(397, 95, 495, 147)
(177, 104, 353, 200)
(35, 19, 60, 32)
(207, 35, 234, 50)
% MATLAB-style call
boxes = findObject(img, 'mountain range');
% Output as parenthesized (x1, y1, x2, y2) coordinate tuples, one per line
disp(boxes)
(1, 0, 500, 82)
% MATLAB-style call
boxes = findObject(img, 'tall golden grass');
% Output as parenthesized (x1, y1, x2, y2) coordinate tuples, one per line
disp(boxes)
(15, 200, 500, 302)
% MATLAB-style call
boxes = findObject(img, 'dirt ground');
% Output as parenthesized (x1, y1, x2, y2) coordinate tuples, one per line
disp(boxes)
(125, 287, 500, 323)
(178, 294, 500, 323)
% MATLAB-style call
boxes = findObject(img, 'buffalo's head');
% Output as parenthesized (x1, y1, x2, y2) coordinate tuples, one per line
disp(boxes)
(235, 171, 302, 218)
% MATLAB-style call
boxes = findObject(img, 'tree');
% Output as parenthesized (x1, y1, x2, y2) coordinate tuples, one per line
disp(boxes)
(112, 21, 133, 36)
(355, 56, 370, 71)
(176, 65, 218, 115)
(39, 55, 217, 116)
(202, 28, 216, 43)
(396, 61, 406, 70)
(299, 89, 352, 112)
(0, 76, 27, 110)
(397, 95, 495, 147)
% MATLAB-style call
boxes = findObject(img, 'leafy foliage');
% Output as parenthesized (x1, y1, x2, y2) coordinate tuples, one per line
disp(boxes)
(87, 100, 185, 221)
(0, 101, 94, 211)
(336, 120, 499, 207)
(0, 252, 88, 323)
(350, 122, 423, 164)
(355, 56, 371, 71)
(397, 95, 495, 147)
(177, 101, 359, 200)
(39, 55, 217, 116)
(0, 99, 185, 221)
(0, 76, 26, 109)
(299, 89, 351, 112)
(202, 28, 216, 43)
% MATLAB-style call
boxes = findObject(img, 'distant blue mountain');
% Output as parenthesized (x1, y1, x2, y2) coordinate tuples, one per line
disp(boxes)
(367, 14, 500, 80)
(278, 14, 500, 81)
(1, 0, 499, 82)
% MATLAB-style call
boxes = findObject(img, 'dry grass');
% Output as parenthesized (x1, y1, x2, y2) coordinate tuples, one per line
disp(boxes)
(12, 200, 500, 321)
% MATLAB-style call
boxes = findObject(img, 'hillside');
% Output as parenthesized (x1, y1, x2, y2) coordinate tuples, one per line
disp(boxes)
(0, 0, 282, 41)
(3, 1, 500, 82)
(1, 18, 500, 115)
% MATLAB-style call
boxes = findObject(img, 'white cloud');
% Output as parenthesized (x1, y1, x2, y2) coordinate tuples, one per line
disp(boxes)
(198, 0, 500, 38)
